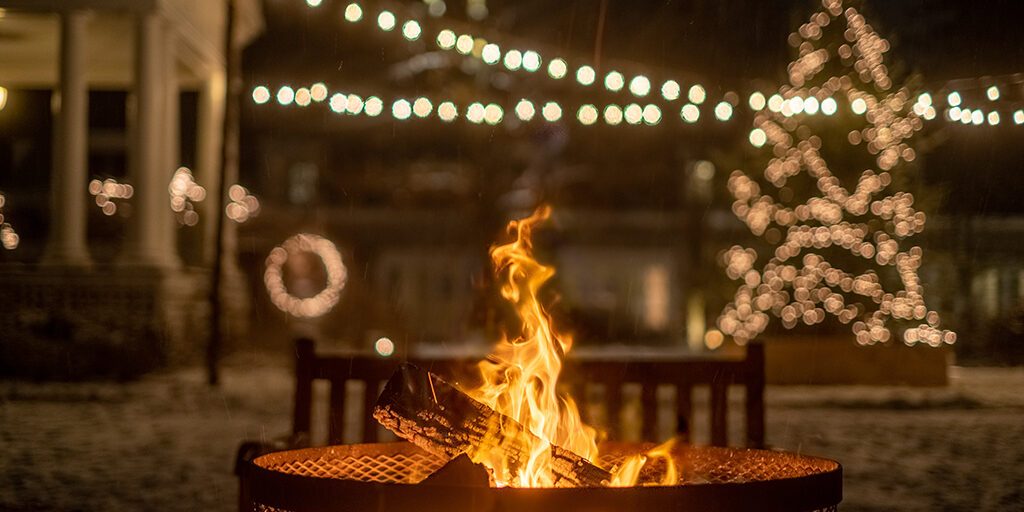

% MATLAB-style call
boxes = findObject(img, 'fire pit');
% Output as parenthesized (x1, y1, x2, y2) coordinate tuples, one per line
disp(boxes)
(241, 441, 842, 512)
(240, 209, 842, 511)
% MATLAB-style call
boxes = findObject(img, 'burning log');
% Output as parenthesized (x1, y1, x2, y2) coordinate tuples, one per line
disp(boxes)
(373, 363, 612, 488)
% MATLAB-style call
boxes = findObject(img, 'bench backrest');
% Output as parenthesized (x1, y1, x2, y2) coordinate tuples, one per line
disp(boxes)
(291, 339, 765, 448)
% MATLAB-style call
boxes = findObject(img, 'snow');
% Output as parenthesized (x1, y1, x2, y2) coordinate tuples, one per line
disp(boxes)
(1, 361, 1022, 511)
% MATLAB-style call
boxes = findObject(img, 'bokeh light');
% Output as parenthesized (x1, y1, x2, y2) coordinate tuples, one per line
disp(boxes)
(252, 86, 270, 104)
(661, 80, 680, 101)
(542, 102, 562, 121)
(547, 58, 567, 79)
(575, 65, 596, 86)
(344, 3, 363, 22)
(377, 10, 396, 31)
(628, 75, 651, 97)
(577, 104, 598, 125)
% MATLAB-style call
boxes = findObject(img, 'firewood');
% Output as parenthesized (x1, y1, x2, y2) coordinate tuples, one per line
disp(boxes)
(373, 363, 611, 488)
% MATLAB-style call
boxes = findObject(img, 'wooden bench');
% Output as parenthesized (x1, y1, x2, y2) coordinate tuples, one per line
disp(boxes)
(287, 338, 764, 447)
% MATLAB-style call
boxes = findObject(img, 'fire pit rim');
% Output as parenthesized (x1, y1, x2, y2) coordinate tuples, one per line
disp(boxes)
(243, 442, 842, 512)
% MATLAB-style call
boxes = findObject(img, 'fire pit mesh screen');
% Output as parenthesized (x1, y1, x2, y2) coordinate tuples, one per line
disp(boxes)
(259, 442, 838, 486)
(263, 449, 446, 484)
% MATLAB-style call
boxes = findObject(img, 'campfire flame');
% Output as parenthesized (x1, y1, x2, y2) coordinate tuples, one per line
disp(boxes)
(465, 206, 677, 487)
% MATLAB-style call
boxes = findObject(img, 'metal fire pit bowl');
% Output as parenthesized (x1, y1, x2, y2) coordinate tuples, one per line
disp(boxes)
(242, 442, 842, 512)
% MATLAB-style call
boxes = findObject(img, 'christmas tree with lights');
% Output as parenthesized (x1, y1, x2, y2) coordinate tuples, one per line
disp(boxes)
(717, 0, 954, 348)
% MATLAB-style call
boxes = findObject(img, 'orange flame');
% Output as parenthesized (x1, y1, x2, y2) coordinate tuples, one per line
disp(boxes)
(465, 205, 598, 487)
(465, 205, 678, 487)
(609, 438, 680, 487)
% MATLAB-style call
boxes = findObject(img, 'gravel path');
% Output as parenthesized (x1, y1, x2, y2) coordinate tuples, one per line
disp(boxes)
(1, 362, 1022, 511)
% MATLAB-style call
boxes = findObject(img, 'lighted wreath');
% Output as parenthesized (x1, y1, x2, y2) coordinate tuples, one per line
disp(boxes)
(264, 233, 347, 318)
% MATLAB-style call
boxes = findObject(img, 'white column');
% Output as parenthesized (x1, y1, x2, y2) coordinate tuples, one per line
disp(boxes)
(41, 10, 91, 267)
(161, 23, 181, 259)
(120, 12, 180, 269)
(197, 71, 225, 266)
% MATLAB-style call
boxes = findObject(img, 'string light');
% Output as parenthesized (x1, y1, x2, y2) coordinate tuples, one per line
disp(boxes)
(294, 87, 311, 107)
(310, 82, 328, 102)
(661, 80, 681, 101)
(850, 97, 867, 115)
(412, 97, 432, 117)
(438, 101, 458, 121)
(603, 104, 623, 125)
(376, 10, 396, 31)
(624, 103, 642, 125)
(303, 1, 1020, 130)
(344, 3, 363, 22)
(714, 101, 734, 121)
(1015, 110, 1024, 125)
(748, 128, 767, 148)
(629, 75, 651, 97)
(748, 92, 766, 111)
(226, 184, 260, 223)
(364, 96, 384, 116)
(252, 86, 270, 104)
(821, 97, 838, 115)
(483, 103, 503, 125)
(547, 58, 567, 79)
(642, 104, 662, 125)
(455, 34, 473, 54)
(167, 168, 204, 226)
(576, 65, 596, 86)
(437, 29, 456, 49)
(89, 177, 133, 216)
(681, 103, 700, 123)
(402, 20, 421, 41)
(522, 51, 541, 72)
(577, 104, 598, 125)
(515, 99, 535, 121)
(604, 71, 625, 92)
(466, 102, 485, 123)
(389, 97, 409, 119)
(503, 49, 522, 70)
(0, 192, 19, 250)
(276, 86, 294, 106)
(688, 85, 706, 104)
(347, 94, 364, 114)
(542, 101, 562, 122)
(803, 96, 819, 115)
(264, 233, 347, 318)
(481, 43, 500, 64)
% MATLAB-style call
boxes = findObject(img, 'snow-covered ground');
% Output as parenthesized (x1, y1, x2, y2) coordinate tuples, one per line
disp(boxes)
(1, 360, 1022, 511)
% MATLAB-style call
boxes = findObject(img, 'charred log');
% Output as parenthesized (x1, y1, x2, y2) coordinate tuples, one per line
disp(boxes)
(373, 363, 611, 488)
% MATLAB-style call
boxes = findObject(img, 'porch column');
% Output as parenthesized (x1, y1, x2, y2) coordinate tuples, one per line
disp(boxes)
(162, 23, 181, 258)
(197, 71, 226, 266)
(119, 12, 180, 269)
(41, 10, 91, 267)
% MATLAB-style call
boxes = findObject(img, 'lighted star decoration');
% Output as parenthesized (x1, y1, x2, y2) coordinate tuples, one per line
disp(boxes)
(718, 0, 955, 348)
